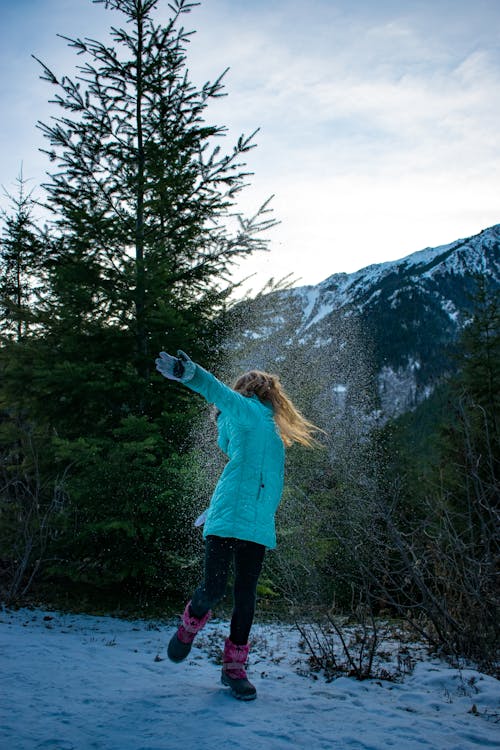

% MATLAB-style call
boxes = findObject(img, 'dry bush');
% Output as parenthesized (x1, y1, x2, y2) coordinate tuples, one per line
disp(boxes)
(326, 400, 499, 675)
(0, 424, 68, 604)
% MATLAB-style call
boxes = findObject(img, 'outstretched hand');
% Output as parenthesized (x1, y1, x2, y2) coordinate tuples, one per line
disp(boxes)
(155, 350, 195, 381)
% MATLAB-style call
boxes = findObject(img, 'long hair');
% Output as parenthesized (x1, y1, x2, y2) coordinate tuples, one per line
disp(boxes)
(232, 370, 323, 448)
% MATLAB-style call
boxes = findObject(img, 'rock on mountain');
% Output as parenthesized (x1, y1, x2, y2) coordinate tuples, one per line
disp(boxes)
(227, 225, 500, 420)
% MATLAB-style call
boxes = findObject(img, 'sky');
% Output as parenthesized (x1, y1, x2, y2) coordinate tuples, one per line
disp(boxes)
(1, 0, 499, 292)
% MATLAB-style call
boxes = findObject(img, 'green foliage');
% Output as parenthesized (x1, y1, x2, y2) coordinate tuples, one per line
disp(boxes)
(0, 0, 274, 609)
(34, 0, 274, 379)
(46, 419, 197, 598)
(0, 172, 44, 342)
(454, 276, 499, 437)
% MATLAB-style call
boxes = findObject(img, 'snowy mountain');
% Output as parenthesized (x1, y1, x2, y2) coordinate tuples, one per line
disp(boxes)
(228, 225, 500, 418)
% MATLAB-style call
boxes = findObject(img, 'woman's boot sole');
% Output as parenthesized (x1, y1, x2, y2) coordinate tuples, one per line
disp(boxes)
(221, 671, 257, 701)
(167, 634, 192, 663)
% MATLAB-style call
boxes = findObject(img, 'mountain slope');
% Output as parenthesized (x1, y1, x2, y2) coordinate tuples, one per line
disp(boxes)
(228, 225, 500, 419)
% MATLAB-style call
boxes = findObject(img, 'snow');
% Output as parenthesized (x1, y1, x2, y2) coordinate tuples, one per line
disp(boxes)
(396, 240, 460, 270)
(378, 364, 419, 416)
(1, 608, 499, 750)
(333, 384, 347, 393)
(290, 224, 500, 330)
(304, 302, 335, 330)
(299, 287, 320, 322)
(441, 298, 460, 322)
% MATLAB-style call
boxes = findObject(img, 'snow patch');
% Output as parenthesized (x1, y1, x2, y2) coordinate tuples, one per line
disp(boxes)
(1, 608, 498, 750)
(441, 298, 460, 322)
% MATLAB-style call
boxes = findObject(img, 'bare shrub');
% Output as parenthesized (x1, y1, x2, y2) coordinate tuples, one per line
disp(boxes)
(296, 600, 416, 682)
(326, 398, 499, 675)
(0, 423, 69, 605)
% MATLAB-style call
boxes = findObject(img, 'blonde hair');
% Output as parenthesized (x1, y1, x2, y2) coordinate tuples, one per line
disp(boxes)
(232, 370, 323, 448)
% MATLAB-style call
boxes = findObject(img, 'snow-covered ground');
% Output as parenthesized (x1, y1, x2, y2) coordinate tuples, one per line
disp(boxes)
(1, 607, 498, 750)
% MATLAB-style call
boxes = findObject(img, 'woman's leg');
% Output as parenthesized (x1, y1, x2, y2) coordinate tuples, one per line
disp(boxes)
(221, 540, 265, 700)
(168, 536, 233, 663)
(229, 539, 266, 645)
(190, 535, 233, 617)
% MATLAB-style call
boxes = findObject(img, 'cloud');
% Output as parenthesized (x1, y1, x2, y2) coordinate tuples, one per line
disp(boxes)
(1, 0, 499, 291)
(186, 4, 500, 173)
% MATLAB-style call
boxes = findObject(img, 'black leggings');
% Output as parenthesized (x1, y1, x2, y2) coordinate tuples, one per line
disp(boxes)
(190, 535, 266, 645)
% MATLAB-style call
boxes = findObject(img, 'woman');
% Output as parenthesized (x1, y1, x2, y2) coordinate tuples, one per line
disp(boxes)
(156, 349, 320, 700)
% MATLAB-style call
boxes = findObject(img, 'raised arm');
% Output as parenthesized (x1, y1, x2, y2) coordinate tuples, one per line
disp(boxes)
(156, 350, 255, 424)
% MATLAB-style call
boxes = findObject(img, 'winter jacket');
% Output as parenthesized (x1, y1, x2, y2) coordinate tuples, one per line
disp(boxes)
(182, 364, 285, 549)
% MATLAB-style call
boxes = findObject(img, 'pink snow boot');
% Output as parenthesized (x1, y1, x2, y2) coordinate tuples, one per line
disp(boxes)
(167, 601, 211, 663)
(221, 638, 257, 701)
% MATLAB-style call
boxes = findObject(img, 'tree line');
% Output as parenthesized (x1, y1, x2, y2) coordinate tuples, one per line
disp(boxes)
(0, 0, 274, 611)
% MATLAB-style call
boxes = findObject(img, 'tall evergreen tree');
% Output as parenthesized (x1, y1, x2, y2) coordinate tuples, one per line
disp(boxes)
(441, 278, 500, 509)
(0, 171, 43, 342)
(455, 277, 499, 442)
(34, 0, 272, 388)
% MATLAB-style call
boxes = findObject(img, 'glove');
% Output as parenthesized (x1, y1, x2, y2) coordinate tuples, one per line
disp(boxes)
(194, 510, 208, 528)
(155, 350, 196, 382)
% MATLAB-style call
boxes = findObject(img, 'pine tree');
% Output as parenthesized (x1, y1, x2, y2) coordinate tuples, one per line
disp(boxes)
(0, 171, 43, 342)
(34, 0, 273, 387)
(456, 277, 499, 443)
(442, 277, 500, 511)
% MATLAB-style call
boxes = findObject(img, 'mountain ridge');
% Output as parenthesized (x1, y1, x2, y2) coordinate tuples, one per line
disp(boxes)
(291, 224, 500, 332)
(228, 224, 500, 420)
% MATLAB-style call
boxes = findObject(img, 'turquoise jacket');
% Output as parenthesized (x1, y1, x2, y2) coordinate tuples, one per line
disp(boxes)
(183, 364, 285, 549)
